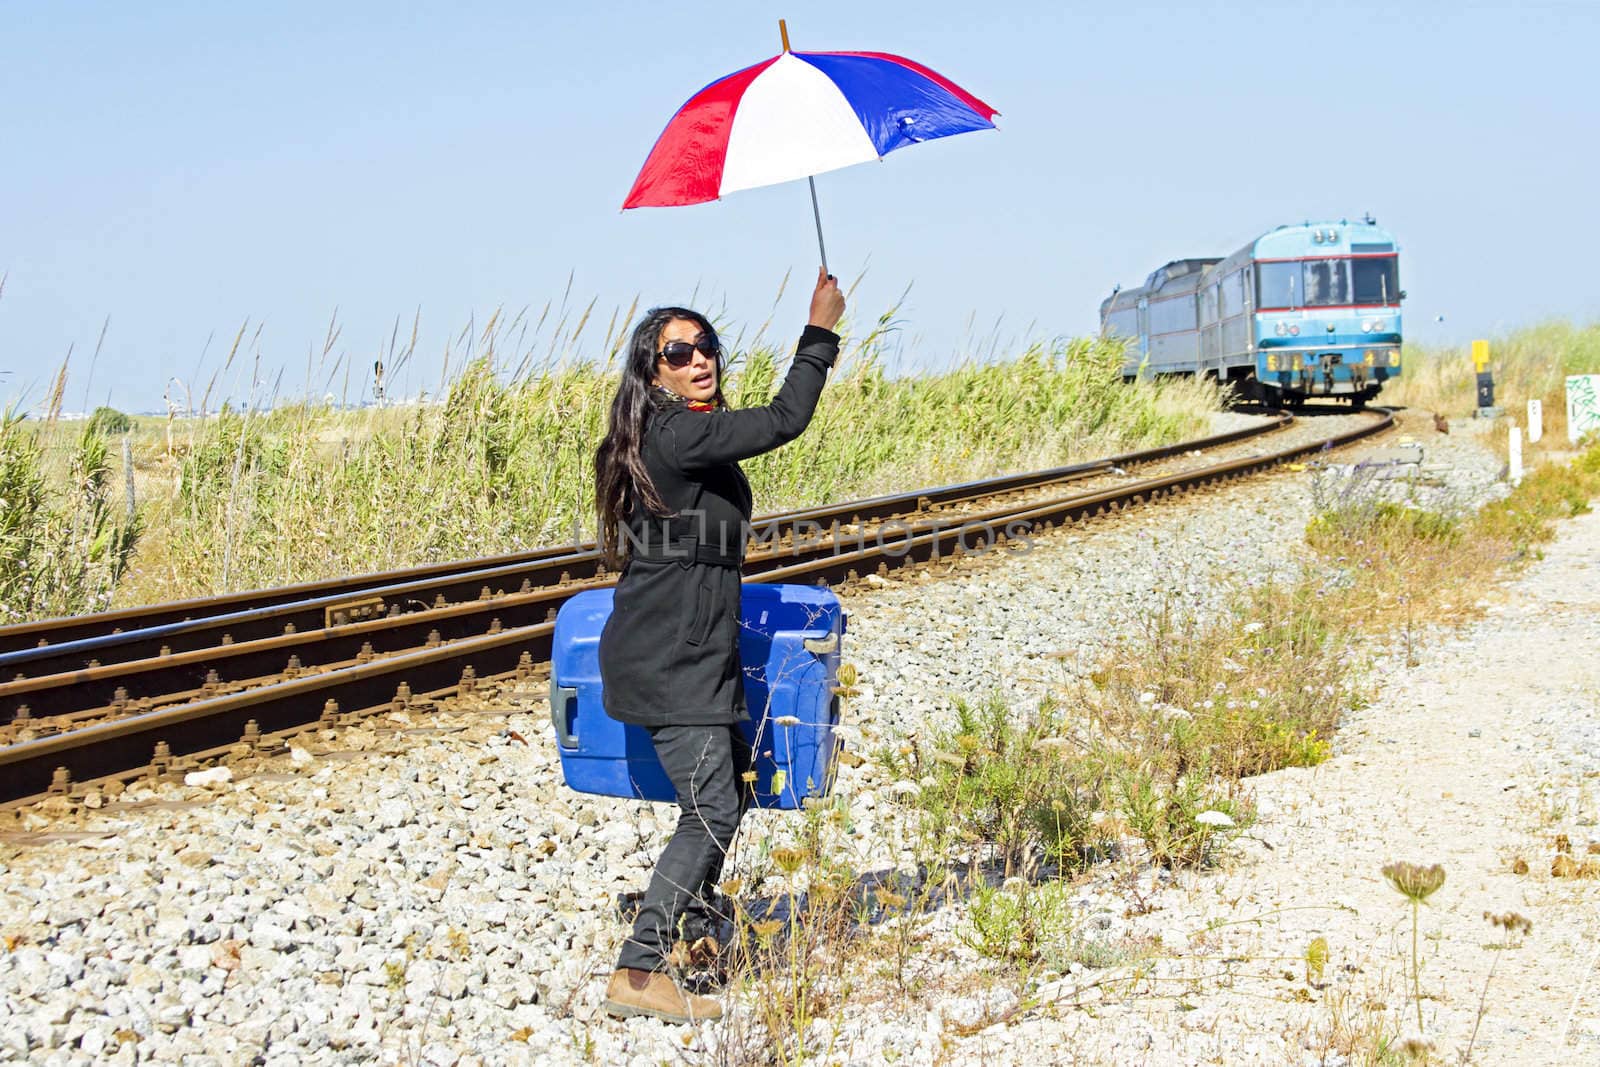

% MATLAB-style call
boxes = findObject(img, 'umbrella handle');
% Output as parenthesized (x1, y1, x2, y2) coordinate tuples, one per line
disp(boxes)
(808, 176, 829, 277)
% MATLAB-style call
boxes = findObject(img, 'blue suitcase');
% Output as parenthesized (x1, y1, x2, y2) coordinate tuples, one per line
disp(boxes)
(549, 584, 845, 809)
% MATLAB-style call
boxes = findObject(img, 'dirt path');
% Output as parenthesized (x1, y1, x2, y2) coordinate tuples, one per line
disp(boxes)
(1063, 505, 1600, 1064)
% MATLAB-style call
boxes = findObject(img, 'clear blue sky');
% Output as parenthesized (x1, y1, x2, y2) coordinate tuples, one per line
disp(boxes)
(2, 0, 1596, 412)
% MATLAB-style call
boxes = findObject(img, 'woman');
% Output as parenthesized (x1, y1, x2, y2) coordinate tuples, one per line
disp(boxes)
(594, 267, 845, 1023)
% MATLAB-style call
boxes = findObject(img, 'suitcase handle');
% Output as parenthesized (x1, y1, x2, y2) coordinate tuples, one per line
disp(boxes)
(549, 681, 580, 749)
(802, 633, 838, 655)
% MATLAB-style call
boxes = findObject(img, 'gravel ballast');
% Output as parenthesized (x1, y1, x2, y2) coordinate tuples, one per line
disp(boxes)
(6, 410, 1590, 1066)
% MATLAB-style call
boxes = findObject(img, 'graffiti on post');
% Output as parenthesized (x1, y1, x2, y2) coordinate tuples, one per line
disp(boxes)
(1568, 375, 1600, 444)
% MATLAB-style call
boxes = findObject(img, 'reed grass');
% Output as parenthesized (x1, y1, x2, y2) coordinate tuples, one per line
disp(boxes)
(0, 409, 139, 624)
(1390, 319, 1600, 437)
(4, 299, 1220, 617)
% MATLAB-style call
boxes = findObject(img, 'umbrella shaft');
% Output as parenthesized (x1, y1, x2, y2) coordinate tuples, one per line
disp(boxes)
(808, 176, 829, 275)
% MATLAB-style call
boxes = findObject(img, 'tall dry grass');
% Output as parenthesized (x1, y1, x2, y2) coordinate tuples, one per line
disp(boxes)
(1390, 319, 1600, 437)
(134, 333, 1216, 605)
(5, 297, 1223, 617)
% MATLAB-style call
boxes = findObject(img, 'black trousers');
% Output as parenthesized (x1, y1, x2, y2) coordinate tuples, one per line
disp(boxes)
(616, 723, 752, 973)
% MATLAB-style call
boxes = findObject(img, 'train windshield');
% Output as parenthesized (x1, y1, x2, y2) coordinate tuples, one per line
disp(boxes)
(1302, 259, 1349, 305)
(1256, 261, 1303, 309)
(1352, 256, 1400, 304)
(1257, 257, 1398, 308)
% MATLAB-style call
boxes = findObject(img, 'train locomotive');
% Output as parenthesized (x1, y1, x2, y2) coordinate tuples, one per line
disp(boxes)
(1100, 218, 1403, 407)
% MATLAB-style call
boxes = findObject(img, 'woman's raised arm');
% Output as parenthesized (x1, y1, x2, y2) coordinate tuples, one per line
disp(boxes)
(660, 325, 838, 469)
(660, 268, 845, 470)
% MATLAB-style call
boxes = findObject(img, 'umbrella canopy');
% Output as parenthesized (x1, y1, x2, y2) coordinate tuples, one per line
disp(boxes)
(623, 50, 998, 209)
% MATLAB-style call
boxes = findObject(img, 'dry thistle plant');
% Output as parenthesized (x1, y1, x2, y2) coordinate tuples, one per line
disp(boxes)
(1462, 910, 1535, 1065)
(1382, 862, 1446, 904)
(1481, 910, 1533, 943)
(1381, 861, 1446, 1038)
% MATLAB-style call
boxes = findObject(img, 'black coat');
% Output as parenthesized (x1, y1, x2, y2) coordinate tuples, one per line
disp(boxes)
(599, 325, 840, 727)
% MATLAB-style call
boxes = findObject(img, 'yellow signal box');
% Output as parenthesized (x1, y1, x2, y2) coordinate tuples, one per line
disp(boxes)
(1472, 339, 1491, 372)
(1472, 339, 1498, 414)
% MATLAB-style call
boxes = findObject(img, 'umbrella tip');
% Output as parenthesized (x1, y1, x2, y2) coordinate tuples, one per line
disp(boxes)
(779, 18, 790, 52)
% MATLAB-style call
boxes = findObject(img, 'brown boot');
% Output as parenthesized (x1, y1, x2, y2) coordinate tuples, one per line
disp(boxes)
(603, 968, 723, 1023)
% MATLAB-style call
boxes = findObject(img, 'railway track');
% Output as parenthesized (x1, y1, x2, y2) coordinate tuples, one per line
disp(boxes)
(0, 410, 1391, 808)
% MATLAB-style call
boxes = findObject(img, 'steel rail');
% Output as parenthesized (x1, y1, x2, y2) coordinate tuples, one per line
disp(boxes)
(0, 413, 1290, 660)
(0, 460, 1184, 726)
(0, 410, 1387, 807)
(0, 543, 578, 658)
(0, 416, 1300, 726)
(0, 465, 1107, 682)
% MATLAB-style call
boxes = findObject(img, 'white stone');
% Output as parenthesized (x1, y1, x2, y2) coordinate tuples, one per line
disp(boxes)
(183, 767, 233, 788)
(247, 921, 294, 952)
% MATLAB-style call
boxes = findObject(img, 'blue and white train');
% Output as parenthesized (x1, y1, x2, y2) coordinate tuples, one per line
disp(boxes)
(1100, 218, 1403, 407)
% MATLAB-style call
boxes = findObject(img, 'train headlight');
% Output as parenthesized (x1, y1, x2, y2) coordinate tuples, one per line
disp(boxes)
(1374, 318, 1389, 332)
(1288, 324, 1300, 336)
(1275, 322, 1288, 337)
(1361, 320, 1374, 333)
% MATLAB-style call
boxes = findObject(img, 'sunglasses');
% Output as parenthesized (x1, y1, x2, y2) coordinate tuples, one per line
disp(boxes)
(657, 335, 717, 369)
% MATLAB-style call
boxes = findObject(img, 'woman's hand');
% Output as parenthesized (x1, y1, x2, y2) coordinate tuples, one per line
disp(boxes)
(807, 266, 845, 332)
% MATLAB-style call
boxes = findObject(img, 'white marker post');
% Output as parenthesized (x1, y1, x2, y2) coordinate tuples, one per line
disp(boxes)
(1508, 424, 1524, 485)
(1528, 399, 1543, 444)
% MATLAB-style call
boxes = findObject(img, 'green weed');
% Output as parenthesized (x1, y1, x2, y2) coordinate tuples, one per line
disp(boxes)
(0, 410, 139, 623)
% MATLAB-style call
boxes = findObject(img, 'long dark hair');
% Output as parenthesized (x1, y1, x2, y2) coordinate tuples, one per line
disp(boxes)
(594, 306, 725, 566)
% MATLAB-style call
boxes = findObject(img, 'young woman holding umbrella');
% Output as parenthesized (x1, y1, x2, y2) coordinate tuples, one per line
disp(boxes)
(593, 266, 845, 1023)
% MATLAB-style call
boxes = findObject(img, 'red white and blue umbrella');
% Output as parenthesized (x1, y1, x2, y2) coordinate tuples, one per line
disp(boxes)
(623, 24, 997, 271)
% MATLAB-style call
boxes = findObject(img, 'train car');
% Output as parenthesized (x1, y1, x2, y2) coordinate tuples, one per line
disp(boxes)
(1100, 218, 1404, 407)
